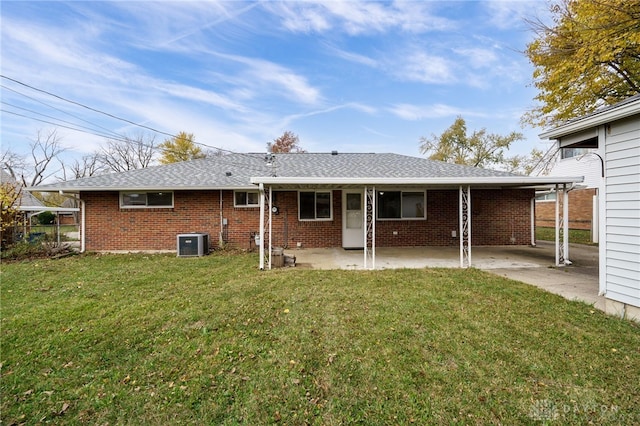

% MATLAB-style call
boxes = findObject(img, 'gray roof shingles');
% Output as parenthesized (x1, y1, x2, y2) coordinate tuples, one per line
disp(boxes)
(1, 169, 45, 206)
(33, 153, 520, 191)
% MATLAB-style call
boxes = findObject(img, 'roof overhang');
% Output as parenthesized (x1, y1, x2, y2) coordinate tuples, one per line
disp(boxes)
(540, 96, 640, 140)
(250, 176, 584, 188)
(17, 206, 80, 212)
(26, 185, 255, 193)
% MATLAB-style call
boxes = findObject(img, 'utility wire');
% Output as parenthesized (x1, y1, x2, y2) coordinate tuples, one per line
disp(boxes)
(2, 108, 270, 174)
(1, 74, 260, 159)
(1, 84, 124, 140)
(2, 101, 131, 142)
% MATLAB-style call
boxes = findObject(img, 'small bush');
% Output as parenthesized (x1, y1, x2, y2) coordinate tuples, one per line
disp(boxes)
(0, 240, 48, 261)
(37, 211, 56, 225)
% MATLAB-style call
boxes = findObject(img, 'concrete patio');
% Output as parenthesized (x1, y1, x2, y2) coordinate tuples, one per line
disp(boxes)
(284, 241, 604, 311)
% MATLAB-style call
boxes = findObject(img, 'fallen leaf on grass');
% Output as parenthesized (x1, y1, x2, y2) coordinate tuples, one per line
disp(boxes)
(59, 402, 70, 415)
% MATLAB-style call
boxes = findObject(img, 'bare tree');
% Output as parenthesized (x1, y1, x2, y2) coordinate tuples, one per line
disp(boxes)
(1, 129, 65, 187)
(1, 150, 26, 180)
(62, 153, 104, 180)
(27, 129, 65, 187)
(100, 134, 157, 173)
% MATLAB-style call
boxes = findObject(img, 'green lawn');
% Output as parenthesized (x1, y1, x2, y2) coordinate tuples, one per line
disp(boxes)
(536, 226, 596, 245)
(2, 253, 638, 424)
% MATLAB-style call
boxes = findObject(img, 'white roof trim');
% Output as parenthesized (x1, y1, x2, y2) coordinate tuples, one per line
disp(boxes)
(250, 176, 584, 186)
(17, 206, 80, 212)
(26, 185, 253, 193)
(540, 97, 640, 139)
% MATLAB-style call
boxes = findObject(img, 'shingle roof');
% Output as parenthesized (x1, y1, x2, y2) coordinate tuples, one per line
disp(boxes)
(1, 169, 45, 206)
(32, 153, 526, 192)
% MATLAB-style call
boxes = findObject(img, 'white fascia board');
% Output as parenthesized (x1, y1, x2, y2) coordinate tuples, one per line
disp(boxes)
(539, 99, 640, 140)
(250, 176, 584, 186)
(18, 206, 80, 212)
(26, 186, 252, 192)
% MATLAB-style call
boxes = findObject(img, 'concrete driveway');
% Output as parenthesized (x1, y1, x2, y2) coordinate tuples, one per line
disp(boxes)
(286, 241, 603, 311)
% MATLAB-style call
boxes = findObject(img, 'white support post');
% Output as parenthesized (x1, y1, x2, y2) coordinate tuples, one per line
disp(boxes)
(268, 186, 273, 270)
(563, 184, 570, 265)
(459, 185, 471, 268)
(530, 197, 536, 246)
(554, 183, 560, 266)
(364, 186, 376, 269)
(259, 184, 265, 270)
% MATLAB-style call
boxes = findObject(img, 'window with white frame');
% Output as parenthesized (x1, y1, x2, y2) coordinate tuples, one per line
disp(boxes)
(234, 190, 259, 207)
(377, 190, 426, 220)
(120, 191, 173, 208)
(535, 192, 557, 202)
(299, 191, 332, 220)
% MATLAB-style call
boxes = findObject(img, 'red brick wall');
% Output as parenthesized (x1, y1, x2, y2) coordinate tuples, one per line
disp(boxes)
(536, 188, 596, 230)
(81, 188, 534, 251)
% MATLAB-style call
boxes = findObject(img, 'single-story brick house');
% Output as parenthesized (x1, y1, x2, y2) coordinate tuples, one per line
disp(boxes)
(31, 152, 581, 268)
(541, 94, 640, 320)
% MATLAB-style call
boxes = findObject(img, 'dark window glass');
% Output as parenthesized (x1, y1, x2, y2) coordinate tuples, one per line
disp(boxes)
(377, 191, 401, 219)
(147, 192, 173, 206)
(299, 192, 316, 219)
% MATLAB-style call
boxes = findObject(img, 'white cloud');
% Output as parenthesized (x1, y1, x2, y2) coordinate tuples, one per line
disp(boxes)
(266, 0, 454, 35)
(278, 102, 377, 128)
(483, 1, 539, 30)
(396, 52, 455, 84)
(454, 47, 499, 69)
(325, 44, 379, 68)
(201, 51, 323, 106)
(388, 103, 487, 121)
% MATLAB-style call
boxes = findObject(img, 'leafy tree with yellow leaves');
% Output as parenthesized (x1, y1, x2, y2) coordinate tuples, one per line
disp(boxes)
(0, 181, 21, 246)
(525, 0, 640, 127)
(420, 116, 525, 171)
(159, 132, 205, 164)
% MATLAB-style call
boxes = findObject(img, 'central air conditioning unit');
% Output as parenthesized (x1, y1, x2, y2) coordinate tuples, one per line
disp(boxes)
(177, 233, 209, 257)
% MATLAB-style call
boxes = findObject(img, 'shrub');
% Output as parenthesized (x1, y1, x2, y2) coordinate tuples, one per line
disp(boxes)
(37, 211, 56, 225)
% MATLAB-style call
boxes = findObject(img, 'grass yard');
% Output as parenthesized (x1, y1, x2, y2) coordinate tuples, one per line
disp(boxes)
(2, 252, 638, 425)
(536, 226, 596, 246)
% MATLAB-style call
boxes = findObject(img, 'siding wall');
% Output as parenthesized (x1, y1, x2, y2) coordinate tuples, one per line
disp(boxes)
(605, 117, 640, 307)
(81, 188, 534, 251)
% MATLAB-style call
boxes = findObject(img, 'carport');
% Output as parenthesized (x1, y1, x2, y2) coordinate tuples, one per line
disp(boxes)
(252, 176, 584, 271)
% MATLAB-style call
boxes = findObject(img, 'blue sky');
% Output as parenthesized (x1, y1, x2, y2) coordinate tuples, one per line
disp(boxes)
(1, 1, 553, 168)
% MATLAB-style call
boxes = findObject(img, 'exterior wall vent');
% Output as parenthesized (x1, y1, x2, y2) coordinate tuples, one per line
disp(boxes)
(177, 233, 209, 257)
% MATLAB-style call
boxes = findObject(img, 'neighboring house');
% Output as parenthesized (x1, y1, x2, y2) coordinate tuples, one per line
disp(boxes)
(541, 94, 640, 321)
(31, 152, 580, 268)
(536, 147, 603, 240)
(1, 169, 45, 208)
(1, 169, 45, 245)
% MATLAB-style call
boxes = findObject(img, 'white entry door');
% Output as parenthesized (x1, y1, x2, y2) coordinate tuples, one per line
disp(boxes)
(342, 190, 364, 248)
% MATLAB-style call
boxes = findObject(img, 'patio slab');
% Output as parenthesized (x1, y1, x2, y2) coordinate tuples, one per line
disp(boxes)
(284, 241, 604, 311)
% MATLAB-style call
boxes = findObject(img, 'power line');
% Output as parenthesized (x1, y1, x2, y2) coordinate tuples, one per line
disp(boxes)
(1, 74, 259, 159)
(1, 84, 124, 140)
(2, 101, 129, 141)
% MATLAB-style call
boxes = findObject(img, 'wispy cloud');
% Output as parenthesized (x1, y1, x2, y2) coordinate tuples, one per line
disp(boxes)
(388, 103, 487, 121)
(395, 52, 455, 84)
(482, 1, 540, 31)
(324, 44, 379, 68)
(265, 0, 454, 35)
(278, 102, 377, 128)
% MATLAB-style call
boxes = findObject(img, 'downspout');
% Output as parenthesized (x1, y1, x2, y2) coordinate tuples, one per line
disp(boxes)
(258, 183, 265, 270)
(59, 191, 85, 253)
(219, 189, 224, 247)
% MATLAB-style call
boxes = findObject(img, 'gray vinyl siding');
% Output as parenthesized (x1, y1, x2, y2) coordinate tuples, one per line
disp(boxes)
(605, 117, 640, 306)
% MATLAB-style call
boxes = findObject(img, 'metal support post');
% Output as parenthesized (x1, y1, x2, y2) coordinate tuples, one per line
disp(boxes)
(364, 186, 375, 269)
(459, 185, 471, 268)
